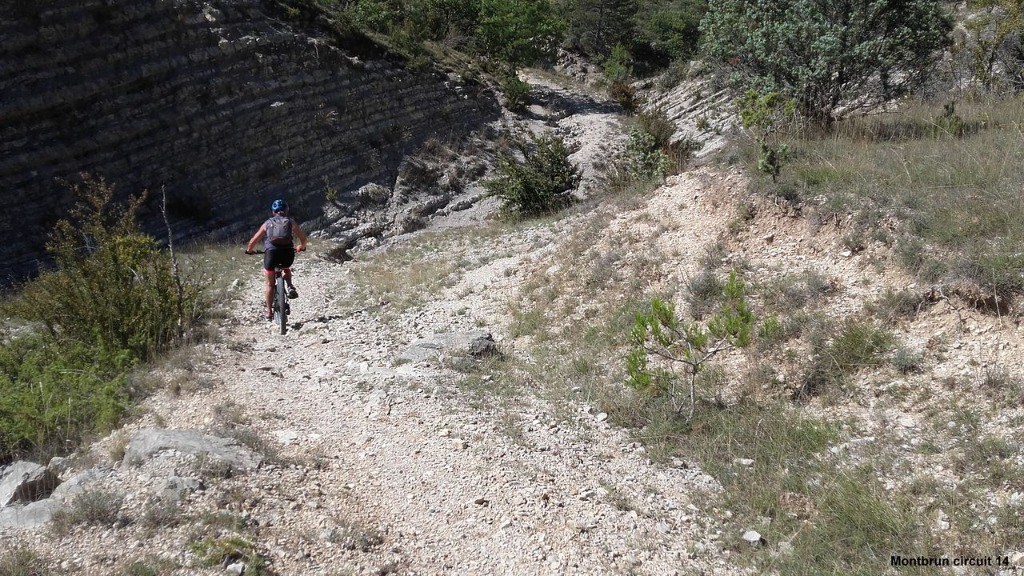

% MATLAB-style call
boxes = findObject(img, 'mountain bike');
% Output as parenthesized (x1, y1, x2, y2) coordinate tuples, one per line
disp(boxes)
(249, 249, 296, 335)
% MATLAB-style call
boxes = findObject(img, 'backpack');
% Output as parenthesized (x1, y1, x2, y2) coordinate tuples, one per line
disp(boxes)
(266, 215, 293, 246)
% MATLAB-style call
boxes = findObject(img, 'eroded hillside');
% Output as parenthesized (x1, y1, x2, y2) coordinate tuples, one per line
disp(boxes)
(0, 0, 498, 280)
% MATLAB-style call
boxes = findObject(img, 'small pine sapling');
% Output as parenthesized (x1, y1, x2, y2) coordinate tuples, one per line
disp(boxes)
(627, 271, 755, 419)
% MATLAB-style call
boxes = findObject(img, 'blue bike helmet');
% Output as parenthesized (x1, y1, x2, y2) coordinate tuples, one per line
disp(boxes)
(270, 199, 288, 212)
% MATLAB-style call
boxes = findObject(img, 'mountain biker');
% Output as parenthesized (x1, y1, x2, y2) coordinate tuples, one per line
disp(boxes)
(245, 199, 309, 320)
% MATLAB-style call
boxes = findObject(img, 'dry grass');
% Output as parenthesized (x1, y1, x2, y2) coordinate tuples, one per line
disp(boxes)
(751, 96, 1024, 303)
(0, 545, 54, 576)
(338, 226, 512, 321)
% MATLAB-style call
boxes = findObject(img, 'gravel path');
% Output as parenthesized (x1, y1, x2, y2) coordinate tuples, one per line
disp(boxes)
(171, 247, 736, 575)
(0, 74, 750, 575)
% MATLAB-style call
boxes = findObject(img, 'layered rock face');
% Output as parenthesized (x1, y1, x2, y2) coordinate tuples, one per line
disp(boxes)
(0, 0, 497, 279)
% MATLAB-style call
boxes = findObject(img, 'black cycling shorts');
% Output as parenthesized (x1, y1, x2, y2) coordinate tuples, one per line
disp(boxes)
(263, 247, 295, 272)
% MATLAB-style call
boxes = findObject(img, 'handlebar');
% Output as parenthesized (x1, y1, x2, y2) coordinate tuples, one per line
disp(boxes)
(245, 247, 304, 255)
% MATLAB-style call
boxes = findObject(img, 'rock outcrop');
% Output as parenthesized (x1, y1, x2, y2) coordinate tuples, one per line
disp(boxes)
(0, 0, 499, 280)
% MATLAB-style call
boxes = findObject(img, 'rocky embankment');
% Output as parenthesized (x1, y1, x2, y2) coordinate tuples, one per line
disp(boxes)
(0, 0, 498, 280)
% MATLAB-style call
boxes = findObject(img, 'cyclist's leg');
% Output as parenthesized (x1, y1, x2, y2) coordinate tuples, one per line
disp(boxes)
(279, 249, 298, 297)
(261, 252, 276, 318)
(263, 270, 275, 319)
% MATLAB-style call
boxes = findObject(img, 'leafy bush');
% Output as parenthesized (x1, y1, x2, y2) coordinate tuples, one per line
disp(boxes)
(603, 44, 633, 82)
(191, 536, 270, 574)
(0, 337, 132, 458)
(737, 90, 798, 181)
(485, 131, 582, 217)
(10, 177, 203, 359)
(618, 106, 697, 184)
(701, 0, 953, 125)
(500, 74, 532, 113)
(0, 177, 205, 460)
(624, 128, 669, 181)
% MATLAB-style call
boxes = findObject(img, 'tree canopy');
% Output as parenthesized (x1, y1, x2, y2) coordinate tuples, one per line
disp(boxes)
(700, 0, 953, 124)
(476, 0, 565, 70)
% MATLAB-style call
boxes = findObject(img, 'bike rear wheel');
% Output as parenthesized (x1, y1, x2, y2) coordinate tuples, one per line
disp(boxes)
(276, 273, 288, 335)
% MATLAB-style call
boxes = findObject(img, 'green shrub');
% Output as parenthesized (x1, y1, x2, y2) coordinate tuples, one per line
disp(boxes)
(190, 536, 270, 575)
(624, 128, 670, 182)
(627, 271, 755, 419)
(622, 106, 697, 182)
(485, 131, 582, 217)
(756, 315, 785, 349)
(501, 74, 532, 113)
(0, 177, 205, 460)
(10, 177, 203, 359)
(603, 44, 633, 82)
(0, 337, 132, 458)
(737, 90, 798, 181)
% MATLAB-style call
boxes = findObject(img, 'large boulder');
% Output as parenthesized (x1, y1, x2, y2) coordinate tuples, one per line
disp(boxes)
(0, 499, 62, 530)
(396, 330, 498, 365)
(0, 461, 60, 506)
(123, 429, 262, 472)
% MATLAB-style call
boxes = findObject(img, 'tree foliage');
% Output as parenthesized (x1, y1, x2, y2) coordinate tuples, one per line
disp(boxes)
(476, 0, 565, 70)
(412, 0, 482, 46)
(632, 0, 706, 64)
(561, 0, 638, 59)
(955, 0, 1024, 92)
(700, 0, 953, 124)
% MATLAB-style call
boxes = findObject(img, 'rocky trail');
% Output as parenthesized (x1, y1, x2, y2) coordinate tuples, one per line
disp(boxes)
(0, 74, 748, 576)
(6, 66, 1024, 576)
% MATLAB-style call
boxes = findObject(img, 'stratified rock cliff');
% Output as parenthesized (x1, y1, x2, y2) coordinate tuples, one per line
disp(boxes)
(0, 0, 498, 279)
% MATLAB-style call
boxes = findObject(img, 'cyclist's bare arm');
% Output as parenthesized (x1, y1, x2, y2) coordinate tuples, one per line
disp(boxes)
(245, 223, 267, 254)
(293, 222, 309, 252)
